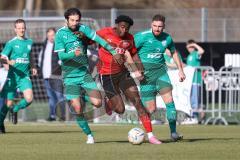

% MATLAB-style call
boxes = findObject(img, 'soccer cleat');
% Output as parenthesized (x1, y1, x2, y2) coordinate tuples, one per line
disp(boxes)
(10, 108, 18, 125)
(171, 132, 183, 142)
(0, 125, 6, 134)
(104, 97, 112, 116)
(46, 117, 56, 122)
(86, 135, 95, 144)
(149, 136, 162, 144)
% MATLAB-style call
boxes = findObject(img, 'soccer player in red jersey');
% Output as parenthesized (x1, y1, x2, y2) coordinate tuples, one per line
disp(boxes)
(97, 15, 161, 144)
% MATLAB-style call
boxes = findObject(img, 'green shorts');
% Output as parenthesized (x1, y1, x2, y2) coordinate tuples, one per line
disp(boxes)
(64, 71, 99, 100)
(1, 76, 32, 100)
(140, 71, 172, 106)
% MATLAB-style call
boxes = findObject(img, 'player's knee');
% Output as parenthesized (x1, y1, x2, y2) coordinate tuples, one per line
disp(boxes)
(6, 100, 13, 107)
(146, 105, 156, 114)
(115, 105, 125, 114)
(92, 99, 102, 108)
(25, 95, 33, 103)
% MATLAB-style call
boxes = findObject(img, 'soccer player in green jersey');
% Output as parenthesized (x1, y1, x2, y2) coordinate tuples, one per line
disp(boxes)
(54, 8, 119, 144)
(186, 39, 204, 120)
(134, 14, 186, 141)
(0, 19, 37, 133)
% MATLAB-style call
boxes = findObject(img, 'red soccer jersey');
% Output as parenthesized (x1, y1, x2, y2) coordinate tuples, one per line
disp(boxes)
(97, 27, 137, 75)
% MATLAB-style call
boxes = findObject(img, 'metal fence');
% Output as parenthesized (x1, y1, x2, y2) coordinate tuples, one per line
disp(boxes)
(0, 8, 240, 42)
(195, 66, 240, 125)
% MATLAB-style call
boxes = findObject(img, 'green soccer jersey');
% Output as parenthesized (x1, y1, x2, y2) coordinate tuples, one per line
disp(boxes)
(1, 37, 33, 77)
(134, 29, 176, 71)
(187, 51, 201, 84)
(186, 51, 201, 67)
(54, 24, 116, 78)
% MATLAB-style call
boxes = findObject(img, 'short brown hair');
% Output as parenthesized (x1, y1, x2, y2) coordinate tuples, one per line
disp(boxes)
(152, 14, 165, 23)
(46, 27, 56, 33)
(14, 19, 26, 27)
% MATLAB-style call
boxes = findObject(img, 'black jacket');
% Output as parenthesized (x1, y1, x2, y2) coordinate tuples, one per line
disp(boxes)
(39, 39, 61, 76)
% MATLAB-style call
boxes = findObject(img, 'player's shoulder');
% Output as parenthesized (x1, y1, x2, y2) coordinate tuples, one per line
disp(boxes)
(134, 29, 152, 39)
(136, 29, 152, 35)
(25, 37, 33, 43)
(6, 37, 18, 45)
(56, 26, 68, 35)
(126, 32, 134, 40)
(162, 32, 172, 39)
(79, 24, 92, 31)
(98, 27, 112, 32)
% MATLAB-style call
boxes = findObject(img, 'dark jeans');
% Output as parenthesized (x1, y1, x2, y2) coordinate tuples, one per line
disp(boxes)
(44, 79, 65, 119)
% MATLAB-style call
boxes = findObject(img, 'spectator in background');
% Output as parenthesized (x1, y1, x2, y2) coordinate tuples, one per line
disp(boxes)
(186, 39, 204, 122)
(38, 28, 66, 121)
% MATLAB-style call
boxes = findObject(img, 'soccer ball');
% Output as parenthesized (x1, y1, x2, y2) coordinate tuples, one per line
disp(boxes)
(128, 128, 145, 145)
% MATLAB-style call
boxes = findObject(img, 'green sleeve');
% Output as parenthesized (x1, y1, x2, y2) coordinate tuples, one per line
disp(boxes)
(54, 32, 75, 61)
(134, 32, 144, 50)
(167, 36, 176, 54)
(1, 41, 12, 58)
(80, 25, 116, 55)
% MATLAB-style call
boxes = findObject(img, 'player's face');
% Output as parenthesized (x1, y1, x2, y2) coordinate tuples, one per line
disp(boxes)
(47, 30, 55, 43)
(151, 20, 165, 36)
(187, 46, 195, 53)
(116, 22, 130, 37)
(67, 15, 81, 31)
(14, 22, 26, 38)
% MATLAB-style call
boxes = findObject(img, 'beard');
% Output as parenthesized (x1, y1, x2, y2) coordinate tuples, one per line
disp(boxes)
(68, 24, 80, 32)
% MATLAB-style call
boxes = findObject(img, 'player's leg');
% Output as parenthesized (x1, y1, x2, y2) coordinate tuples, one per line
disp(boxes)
(12, 77, 33, 113)
(65, 78, 94, 144)
(99, 73, 125, 114)
(157, 73, 183, 141)
(121, 72, 161, 144)
(81, 72, 102, 108)
(0, 78, 16, 129)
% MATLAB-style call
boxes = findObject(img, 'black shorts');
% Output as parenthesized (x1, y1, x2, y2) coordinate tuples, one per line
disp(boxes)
(99, 71, 137, 99)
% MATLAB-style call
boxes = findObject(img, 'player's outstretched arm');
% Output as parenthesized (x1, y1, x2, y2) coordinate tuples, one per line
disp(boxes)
(79, 25, 116, 55)
(172, 50, 186, 82)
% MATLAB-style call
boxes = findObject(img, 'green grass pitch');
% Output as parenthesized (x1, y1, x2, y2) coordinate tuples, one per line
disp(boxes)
(0, 123, 240, 160)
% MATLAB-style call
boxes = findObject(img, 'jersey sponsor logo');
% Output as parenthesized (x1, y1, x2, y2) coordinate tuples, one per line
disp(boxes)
(27, 45, 31, 50)
(147, 53, 163, 59)
(15, 45, 20, 48)
(162, 40, 167, 47)
(16, 58, 29, 64)
(23, 53, 27, 57)
(148, 40, 153, 43)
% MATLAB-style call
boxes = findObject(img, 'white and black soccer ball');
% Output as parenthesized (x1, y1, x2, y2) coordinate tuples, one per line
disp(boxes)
(128, 127, 145, 145)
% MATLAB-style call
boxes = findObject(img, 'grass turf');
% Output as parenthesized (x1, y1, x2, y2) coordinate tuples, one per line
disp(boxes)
(0, 123, 240, 160)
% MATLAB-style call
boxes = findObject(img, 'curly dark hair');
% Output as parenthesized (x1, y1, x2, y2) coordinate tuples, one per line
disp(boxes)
(64, 8, 81, 20)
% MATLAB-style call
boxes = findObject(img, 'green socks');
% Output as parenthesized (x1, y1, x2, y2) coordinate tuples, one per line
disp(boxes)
(166, 102, 177, 133)
(13, 99, 32, 112)
(76, 116, 92, 135)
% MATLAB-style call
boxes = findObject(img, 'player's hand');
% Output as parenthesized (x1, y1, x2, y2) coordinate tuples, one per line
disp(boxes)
(74, 48, 82, 56)
(0, 58, 8, 64)
(8, 60, 15, 66)
(113, 53, 124, 65)
(133, 70, 144, 81)
(178, 70, 186, 82)
(32, 68, 38, 76)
